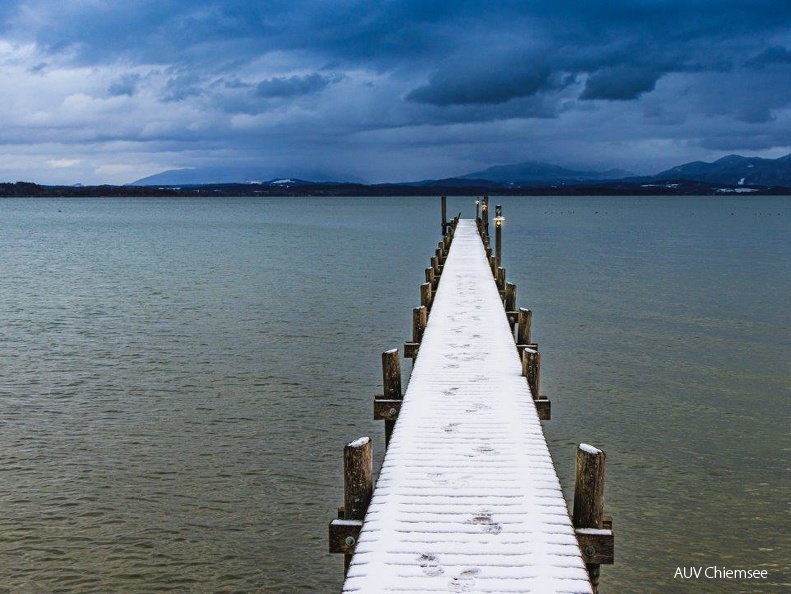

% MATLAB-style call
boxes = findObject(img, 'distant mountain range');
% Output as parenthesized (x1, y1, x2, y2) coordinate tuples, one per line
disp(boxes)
(129, 153, 791, 189)
(130, 167, 364, 186)
(457, 161, 634, 185)
(649, 153, 791, 187)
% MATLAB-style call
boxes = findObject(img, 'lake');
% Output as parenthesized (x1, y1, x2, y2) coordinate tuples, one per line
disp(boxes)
(0, 195, 788, 593)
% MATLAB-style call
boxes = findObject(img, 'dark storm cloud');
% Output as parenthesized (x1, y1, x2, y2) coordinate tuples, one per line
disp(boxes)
(108, 74, 141, 97)
(3, 0, 791, 183)
(745, 46, 791, 68)
(580, 66, 662, 101)
(255, 74, 338, 98)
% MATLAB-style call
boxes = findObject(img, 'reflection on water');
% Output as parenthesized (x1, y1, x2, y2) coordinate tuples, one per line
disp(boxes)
(1, 196, 789, 592)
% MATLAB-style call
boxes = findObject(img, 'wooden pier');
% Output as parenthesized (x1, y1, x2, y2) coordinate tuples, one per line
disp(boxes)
(330, 198, 614, 593)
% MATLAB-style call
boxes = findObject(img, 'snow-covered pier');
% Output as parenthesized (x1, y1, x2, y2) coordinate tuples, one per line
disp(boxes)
(330, 200, 613, 593)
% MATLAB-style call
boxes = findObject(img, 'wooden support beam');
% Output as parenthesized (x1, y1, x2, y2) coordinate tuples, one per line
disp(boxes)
(535, 394, 551, 421)
(403, 342, 419, 359)
(576, 528, 614, 565)
(373, 399, 402, 421)
(573, 444, 612, 593)
(329, 519, 362, 555)
(441, 195, 447, 235)
(516, 342, 538, 357)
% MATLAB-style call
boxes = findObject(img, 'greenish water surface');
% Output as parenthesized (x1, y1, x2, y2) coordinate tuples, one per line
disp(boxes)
(0, 195, 788, 592)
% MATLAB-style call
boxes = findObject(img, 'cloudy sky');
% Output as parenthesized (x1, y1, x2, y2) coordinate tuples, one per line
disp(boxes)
(2, 1, 791, 184)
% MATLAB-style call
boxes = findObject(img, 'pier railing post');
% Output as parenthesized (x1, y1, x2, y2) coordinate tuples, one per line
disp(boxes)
(425, 267, 436, 289)
(441, 195, 447, 235)
(494, 205, 503, 268)
(328, 437, 373, 576)
(573, 444, 614, 593)
(496, 267, 506, 293)
(420, 282, 433, 311)
(343, 437, 373, 574)
(505, 282, 517, 330)
(517, 307, 532, 346)
(522, 347, 550, 420)
(404, 306, 427, 359)
(482, 196, 489, 239)
(373, 349, 403, 448)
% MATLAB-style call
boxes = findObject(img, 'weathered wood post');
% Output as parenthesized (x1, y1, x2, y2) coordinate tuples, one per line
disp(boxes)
(496, 267, 506, 293)
(517, 307, 532, 346)
(425, 266, 436, 289)
(494, 205, 503, 269)
(328, 437, 373, 576)
(374, 349, 403, 448)
(521, 346, 550, 420)
(441, 195, 447, 235)
(573, 444, 614, 593)
(343, 438, 373, 574)
(482, 196, 489, 239)
(505, 282, 517, 331)
(522, 348, 540, 399)
(404, 305, 428, 359)
(420, 282, 433, 311)
(475, 198, 480, 222)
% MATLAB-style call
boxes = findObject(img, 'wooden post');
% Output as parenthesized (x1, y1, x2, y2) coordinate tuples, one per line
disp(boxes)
(505, 283, 517, 330)
(382, 349, 401, 399)
(494, 204, 502, 268)
(573, 444, 607, 593)
(482, 196, 489, 239)
(496, 267, 506, 292)
(425, 267, 436, 289)
(475, 197, 480, 222)
(343, 437, 373, 574)
(517, 307, 532, 345)
(404, 305, 428, 359)
(441, 195, 447, 235)
(431, 255, 440, 275)
(381, 349, 402, 448)
(522, 348, 540, 399)
(413, 305, 427, 343)
(420, 282, 432, 311)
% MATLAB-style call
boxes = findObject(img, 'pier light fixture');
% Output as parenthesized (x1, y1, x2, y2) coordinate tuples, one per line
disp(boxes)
(494, 215, 505, 227)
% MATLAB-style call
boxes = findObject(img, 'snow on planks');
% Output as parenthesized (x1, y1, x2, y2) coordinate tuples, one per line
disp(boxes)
(343, 219, 592, 593)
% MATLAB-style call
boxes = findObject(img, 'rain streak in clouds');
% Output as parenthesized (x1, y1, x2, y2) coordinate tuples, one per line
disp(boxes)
(1, 0, 791, 184)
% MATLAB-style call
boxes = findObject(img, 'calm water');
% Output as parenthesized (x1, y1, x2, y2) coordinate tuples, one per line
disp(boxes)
(0, 195, 788, 593)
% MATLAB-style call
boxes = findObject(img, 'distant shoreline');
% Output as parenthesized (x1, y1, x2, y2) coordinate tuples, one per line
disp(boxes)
(2, 180, 790, 198)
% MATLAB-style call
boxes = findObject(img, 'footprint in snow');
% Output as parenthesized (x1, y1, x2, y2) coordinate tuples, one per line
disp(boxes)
(449, 567, 480, 592)
(417, 553, 444, 577)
